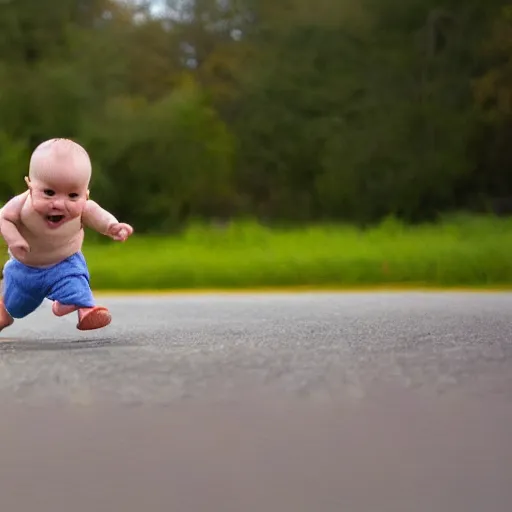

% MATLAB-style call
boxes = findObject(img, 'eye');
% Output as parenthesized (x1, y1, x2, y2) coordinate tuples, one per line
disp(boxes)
(44, 189, 55, 197)
(69, 193, 79, 199)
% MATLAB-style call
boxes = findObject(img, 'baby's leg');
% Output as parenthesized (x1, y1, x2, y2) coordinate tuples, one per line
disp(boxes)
(48, 274, 111, 330)
(0, 297, 14, 332)
(1, 260, 46, 332)
(0, 275, 11, 331)
(46, 253, 112, 331)
(52, 301, 78, 316)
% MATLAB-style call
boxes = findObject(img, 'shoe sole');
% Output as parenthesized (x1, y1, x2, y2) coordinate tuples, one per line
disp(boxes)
(77, 307, 112, 331)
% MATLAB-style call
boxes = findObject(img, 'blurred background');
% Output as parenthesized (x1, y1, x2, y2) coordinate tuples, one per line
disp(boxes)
(1, 0, 512, 230)
(1, 0, 512, 289)
(2, 5, 512, 511)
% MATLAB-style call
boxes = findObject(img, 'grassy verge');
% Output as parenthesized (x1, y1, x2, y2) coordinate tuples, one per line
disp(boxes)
(78, 215, 512, 291)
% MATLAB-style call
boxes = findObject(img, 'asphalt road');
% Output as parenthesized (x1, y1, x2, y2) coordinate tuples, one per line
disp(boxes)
(1, 291, 511, 512)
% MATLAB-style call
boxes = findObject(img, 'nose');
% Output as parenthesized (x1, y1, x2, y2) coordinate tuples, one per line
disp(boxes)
(51, 198, 65, 210)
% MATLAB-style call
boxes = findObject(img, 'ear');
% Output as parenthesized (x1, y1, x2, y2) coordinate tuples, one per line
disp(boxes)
(24, 176, 31, 189)
(86, 189, 90, 200)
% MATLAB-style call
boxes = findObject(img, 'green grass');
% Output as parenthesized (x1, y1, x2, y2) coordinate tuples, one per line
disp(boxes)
(79, 214, 512, 291)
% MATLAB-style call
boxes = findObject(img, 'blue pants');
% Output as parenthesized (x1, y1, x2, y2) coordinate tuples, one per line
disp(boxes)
(2, 252, 95, 319)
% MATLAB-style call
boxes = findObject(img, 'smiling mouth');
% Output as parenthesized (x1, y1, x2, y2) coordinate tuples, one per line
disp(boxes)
(46, 215, 65, 224)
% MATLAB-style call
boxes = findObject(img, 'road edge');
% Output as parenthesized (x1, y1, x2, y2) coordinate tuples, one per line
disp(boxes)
(92, 285, 512, 296)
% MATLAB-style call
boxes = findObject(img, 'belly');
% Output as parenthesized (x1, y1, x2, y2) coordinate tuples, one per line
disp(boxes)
(19, 228, 85, 267)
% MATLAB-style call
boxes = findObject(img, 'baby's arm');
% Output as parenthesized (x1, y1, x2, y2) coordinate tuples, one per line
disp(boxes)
(0, 192, 30, 252)
(82, 200, 133, 241)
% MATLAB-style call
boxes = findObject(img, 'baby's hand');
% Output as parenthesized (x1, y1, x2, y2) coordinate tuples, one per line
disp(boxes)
(9, 241, 30, 261)
(108, 223, 134, 242)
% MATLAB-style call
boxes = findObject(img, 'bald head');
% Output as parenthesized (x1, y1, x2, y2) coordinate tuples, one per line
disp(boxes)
(28, 138, 92, 189)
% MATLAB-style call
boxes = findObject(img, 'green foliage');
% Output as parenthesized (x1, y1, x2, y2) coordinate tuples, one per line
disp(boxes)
(0, 132, 30, 198)
(82, 75, 235, 230)
(82, 215, 512, 290)
(0, 0, 511, 232)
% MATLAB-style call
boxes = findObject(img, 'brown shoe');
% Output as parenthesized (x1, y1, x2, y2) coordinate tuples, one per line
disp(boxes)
(77, 306, 112, 331)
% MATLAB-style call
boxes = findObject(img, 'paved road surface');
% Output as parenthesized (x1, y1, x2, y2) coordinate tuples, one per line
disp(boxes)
(1, 292, 511, 512)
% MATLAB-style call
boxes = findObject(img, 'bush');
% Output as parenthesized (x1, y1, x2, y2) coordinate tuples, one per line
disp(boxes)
(82, 75, 235, 233)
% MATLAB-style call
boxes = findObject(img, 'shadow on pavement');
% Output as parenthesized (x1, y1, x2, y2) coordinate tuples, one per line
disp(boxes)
(0, 337, 126, 351)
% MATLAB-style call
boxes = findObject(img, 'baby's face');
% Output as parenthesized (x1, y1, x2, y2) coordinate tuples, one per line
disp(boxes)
(26, 139, 92, 229)
(29, 176, 89, 229)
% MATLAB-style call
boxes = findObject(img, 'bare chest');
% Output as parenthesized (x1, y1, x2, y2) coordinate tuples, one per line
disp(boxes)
(18, 204, 83, 252)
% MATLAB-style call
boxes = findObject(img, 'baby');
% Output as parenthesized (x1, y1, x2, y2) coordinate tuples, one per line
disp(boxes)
(0, 138, 133, 333)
